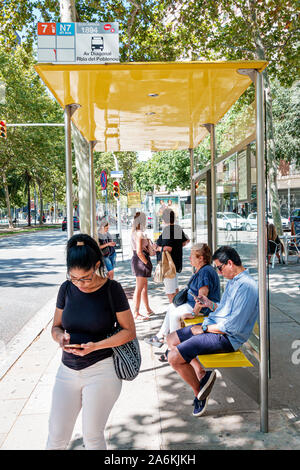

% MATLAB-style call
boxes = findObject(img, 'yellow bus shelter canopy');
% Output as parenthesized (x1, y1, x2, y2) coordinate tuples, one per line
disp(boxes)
(35, 61, 267, 152)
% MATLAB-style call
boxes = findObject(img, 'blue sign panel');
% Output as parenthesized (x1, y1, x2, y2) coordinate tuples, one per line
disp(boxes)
(100, 170, 107, 189)
(56, 22, 75, 36)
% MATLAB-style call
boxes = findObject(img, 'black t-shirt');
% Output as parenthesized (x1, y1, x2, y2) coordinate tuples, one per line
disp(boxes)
(98, 231, 115, 256)
(56, 279, 130, 370)
(156, 224, 189, 272)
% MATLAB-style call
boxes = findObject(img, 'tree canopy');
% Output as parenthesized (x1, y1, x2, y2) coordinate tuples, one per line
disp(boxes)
(0, 46, 65, 218)
(0, 0, 298, 225)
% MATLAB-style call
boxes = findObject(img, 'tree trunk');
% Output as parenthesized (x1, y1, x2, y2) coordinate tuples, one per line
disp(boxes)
(26, 171, 31, 227)
(2, 170, 13, 228)
(264, 75, 283, 235)
(37, 180, 44, 225)
(60, 0, 92, 236)
(72, 123, 91, 234)
(59, 0, 76, 21)
(249, 0, 283, 235)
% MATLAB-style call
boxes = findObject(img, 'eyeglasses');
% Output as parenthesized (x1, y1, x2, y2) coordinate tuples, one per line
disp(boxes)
(214, 262, 227, 273)
(66, 269, 96, 284)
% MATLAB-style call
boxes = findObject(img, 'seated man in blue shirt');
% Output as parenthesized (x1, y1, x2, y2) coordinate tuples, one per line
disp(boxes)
(167, 245, 259, 418)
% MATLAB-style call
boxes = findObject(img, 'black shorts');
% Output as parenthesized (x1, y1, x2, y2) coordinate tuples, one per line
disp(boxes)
(176, 326, 234, 363)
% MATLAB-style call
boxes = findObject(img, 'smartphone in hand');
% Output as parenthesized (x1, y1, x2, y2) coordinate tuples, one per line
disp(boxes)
(64, 344, 84, 350)
(192, 293, 205, 304)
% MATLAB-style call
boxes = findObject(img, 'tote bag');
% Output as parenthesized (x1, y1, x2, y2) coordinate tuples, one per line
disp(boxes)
(162, 251, 176, 279)
(153, 261, 164, 283)
(107, 280, 141, 381)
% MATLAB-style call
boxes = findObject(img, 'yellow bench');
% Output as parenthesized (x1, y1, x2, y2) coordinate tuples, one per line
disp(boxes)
(183, 317, 253, 368)
(183, 316, 204, 326)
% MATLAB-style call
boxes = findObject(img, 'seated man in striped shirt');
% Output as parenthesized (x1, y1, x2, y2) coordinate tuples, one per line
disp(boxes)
(167, 245, 259, 417)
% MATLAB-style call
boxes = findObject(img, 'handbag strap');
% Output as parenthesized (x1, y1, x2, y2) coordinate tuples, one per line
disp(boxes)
(187, 273, 196, 288)
(186, 266, 204, 292)
(106, 279, 118, 326)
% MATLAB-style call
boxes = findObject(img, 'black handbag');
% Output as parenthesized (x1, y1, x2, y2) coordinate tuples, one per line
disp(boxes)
(172, 287, 189, 307)
(172, 273, 197, 307)
(107, 280, 141, 381)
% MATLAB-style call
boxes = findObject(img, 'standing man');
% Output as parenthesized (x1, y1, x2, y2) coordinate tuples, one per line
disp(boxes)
(167, 246, 259, 417)
(155, 208, 190, 303)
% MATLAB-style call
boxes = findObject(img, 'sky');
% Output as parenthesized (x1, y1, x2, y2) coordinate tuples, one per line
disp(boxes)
(137, 151, 152, 162)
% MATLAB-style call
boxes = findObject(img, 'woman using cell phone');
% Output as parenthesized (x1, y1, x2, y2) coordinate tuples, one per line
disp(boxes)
(46, 233, 136, 450)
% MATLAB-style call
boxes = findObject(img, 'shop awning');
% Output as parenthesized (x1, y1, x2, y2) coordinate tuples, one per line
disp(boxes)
(35, 60, 267, 152)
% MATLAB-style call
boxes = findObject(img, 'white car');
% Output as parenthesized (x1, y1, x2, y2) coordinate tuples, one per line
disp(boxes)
(245, 212, 289, 231)
(217, 212, 246, 231)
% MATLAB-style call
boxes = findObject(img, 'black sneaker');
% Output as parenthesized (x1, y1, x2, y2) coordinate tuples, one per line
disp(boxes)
(192, 397, 207, 417)
(197, 370, 216, 400)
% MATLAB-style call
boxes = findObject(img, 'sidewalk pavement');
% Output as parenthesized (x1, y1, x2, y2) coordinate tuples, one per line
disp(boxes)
(0, 252, 300, 450)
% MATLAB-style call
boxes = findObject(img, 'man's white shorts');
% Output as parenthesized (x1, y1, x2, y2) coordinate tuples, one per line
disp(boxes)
(163, 273, 178, 294)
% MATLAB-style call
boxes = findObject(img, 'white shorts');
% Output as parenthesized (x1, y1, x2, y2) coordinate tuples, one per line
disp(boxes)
(163, 273, 178, 294)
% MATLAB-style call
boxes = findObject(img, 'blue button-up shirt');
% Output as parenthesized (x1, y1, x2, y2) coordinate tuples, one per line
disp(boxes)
(202, 269, 259, 351)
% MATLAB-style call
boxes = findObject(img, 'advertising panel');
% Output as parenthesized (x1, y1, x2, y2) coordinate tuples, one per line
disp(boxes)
(153, 195, 180, 232)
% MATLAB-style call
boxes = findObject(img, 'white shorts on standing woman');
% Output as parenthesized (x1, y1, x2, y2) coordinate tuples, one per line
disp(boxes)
(163, 273, 178, 294)
(46, 356, 121, 450)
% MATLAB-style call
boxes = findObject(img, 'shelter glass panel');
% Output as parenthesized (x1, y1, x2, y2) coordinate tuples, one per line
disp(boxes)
(195, 179, 208, 244)
(216, 143, 258, 285)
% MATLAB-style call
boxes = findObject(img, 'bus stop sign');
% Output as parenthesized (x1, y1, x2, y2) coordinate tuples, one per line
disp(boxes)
(37, 22, 119, 63)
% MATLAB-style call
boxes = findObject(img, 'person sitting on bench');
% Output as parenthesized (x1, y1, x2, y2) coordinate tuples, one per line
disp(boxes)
(167, 246, 259, 417)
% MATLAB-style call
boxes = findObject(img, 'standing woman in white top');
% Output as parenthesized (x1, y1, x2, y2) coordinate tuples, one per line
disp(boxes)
(131, 212, 154, 320)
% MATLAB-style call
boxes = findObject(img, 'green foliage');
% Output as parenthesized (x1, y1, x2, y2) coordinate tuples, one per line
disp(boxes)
(272, 80, 300, 166)
(0, 46, 65, 208)
(0, 0, 298, 206)
(133, 150, 191, 192)
(93, 151, 138, 201)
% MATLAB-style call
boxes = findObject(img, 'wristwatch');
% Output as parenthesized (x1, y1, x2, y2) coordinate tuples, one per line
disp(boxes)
(202, 324, 208, 333)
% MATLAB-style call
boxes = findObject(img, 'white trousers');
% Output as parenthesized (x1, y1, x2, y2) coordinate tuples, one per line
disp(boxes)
(157, 302, 194, 338)
(46, 356, 122, 450)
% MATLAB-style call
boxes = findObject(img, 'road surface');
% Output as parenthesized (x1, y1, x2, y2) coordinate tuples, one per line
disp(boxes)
(0, 229, 68, 346)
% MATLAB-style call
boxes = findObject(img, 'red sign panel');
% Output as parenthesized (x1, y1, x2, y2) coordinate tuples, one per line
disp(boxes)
(38, 23, 56, 35)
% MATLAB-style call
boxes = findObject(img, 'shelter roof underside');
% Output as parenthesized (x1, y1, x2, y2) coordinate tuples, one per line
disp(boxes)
(35, 61, 267, 152)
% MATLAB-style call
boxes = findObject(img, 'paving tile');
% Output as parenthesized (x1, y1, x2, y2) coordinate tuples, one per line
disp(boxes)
(0, 398, 27, 434)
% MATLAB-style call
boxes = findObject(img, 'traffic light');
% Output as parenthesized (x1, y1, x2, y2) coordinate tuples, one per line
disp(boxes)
(112, 180, 120, 199)
(0, 120, 6, 139)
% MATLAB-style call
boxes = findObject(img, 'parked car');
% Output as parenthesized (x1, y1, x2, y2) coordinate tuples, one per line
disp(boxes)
(62, 216, 80, 231)
(245, 212, 289, 231)
(217, 212, 246, 231)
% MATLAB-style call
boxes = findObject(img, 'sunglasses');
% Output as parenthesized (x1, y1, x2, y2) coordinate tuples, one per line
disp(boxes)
(214, 262, 227, 273)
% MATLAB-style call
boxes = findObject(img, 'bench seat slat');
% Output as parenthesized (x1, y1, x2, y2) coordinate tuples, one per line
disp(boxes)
(183, 318, 253, 367)
(197, 351, 253, 368)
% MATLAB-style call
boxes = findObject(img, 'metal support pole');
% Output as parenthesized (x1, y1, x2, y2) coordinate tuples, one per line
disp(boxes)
(204, 124, 217, 253)
(113, 154, 122, 238)
(64, 105, 73, 240)
(189, 148, 196, 245)
(89, 141, 97, 240)
(210, 124, 217, 253)
(255, 70, 268, 433)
